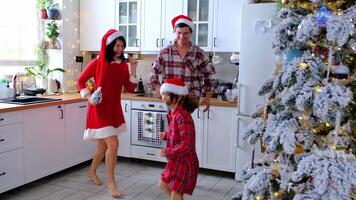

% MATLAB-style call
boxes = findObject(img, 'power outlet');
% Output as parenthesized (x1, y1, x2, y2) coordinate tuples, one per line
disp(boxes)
(75, 56, 83, 63)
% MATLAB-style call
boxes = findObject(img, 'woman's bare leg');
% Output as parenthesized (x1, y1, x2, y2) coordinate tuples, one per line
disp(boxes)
(171, 191, 183, 200)
(88, 139, 107, 185)
(159, 180, 171, 196)
(104, 135, 120, 198)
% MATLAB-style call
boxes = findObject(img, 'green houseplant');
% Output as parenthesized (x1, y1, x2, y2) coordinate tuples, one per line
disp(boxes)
(36, 0, 48, 19)
(46, 0, 60, 20)
(45, 21, 60, 48)
(25, 43, 65, 88)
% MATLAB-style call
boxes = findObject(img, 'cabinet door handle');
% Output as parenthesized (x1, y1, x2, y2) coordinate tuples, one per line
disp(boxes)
(0, 118, 4, 121)
(58, 106, 64, 119)
(124, 104, 128, 112)
(0, 139, 5, 142)
(197, 109, 200, 119)
(79, 105, 86, 108)
(156, 38, 159, 47)
(213, 37, 217, 47)
(146, 153, 155, 156)
(161, 38, 165, 47)
(136, 39, 139, 47)
(0, 172, 6, 176)
(207, 110, 211, 120)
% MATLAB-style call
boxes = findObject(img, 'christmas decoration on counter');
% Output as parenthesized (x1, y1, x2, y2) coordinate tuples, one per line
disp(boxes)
(233, 1, 356, 200)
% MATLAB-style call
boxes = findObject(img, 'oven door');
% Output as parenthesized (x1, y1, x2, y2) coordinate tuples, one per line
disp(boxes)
(131, 109, 167, 148)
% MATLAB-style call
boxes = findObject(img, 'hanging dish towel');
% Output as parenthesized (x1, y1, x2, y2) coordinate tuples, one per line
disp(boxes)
(142, 111, 157, 139)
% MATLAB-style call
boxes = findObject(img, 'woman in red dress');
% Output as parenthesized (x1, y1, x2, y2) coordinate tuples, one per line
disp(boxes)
(159, 78, 199, 200)
(77, 29, 137, 198)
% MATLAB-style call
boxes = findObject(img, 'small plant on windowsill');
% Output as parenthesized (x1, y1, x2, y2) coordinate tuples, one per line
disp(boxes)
(25, 43, 65, 89)
(45, 21, 60, 49)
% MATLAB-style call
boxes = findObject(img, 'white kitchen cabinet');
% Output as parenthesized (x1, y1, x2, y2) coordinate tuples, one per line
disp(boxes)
(116, 0, 141, 51)
(80, 0, 115, 51)
(192, 106, 237, 172)
(24, 105, 65, 183)
(64, 102, 95, 167)
(183, 0, 241, 52)
(140, 0, 183, 52)
(0, 111, 24, 193)
(118, 100, 131, 157)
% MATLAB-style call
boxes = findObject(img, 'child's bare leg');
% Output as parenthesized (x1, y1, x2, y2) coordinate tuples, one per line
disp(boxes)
(104, 136, 121, 198)
(159, 180, 171, 196)
(88, 139, 107, 185)
(171, 191, 183, 200)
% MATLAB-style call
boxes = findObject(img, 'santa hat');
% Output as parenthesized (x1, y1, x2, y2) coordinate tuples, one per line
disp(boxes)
(171, 15, 193, 31)
(160, 78, 188, 96)
(96, 29, 123, 88)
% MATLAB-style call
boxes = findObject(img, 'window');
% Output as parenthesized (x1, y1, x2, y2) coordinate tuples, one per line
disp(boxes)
(0, 0, 38, 75)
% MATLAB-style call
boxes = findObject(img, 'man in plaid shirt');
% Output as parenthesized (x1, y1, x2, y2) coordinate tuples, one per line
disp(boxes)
(149, 15, 215, 112)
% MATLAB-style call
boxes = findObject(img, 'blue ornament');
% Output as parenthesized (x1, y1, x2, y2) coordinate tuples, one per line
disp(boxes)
(284, 49, 303, 65)
(316, 5, 331, 27)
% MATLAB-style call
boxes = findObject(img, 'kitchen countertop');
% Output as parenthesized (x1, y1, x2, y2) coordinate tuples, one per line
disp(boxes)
(0, 93, 237, 113)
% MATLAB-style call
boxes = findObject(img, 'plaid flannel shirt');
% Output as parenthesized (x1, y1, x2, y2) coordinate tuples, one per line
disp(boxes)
(149, 42, 215, 97)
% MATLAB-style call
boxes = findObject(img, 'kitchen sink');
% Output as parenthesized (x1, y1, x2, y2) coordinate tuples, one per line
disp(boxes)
(0, 96, 62, 105)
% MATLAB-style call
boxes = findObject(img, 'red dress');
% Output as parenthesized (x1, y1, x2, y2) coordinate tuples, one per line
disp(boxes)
(161, 105, 199, 195)
(77, 58, 136, 139)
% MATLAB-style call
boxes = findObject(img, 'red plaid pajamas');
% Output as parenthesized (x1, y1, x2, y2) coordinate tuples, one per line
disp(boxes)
(149, 42, 215, 98)
(161, 105, 199, 195)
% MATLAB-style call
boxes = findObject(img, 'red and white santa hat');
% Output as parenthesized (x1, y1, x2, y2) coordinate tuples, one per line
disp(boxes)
(171, 15, 193, 30)
(160, 77, 188, 96)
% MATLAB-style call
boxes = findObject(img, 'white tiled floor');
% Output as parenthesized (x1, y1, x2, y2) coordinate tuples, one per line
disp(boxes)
(0, 158, 243, 200)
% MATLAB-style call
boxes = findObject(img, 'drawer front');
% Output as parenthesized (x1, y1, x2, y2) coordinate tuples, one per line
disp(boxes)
(131, 145, 167, 163)
(0, 111, 23, 126)
(0, 149, 24, 193)
(0, 123, 23, 153)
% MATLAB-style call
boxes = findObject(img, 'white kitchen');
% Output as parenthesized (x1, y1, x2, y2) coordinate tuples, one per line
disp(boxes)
(2, 0, 353, 199)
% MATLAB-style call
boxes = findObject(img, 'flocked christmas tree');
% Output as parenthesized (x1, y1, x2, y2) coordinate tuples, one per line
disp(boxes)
(235, 0, 355, 200)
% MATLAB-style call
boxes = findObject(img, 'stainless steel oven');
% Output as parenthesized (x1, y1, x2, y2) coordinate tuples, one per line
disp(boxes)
(131, 101, 168, 149)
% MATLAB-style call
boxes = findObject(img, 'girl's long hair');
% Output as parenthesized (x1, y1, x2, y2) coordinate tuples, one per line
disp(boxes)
(168, 93, 199, 113)
(105, 36, 126, 62)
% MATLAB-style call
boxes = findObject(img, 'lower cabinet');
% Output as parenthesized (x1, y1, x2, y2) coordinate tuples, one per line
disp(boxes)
(24, 105, 65, 183)
(0, 111, 24, 193)
(64, 102, 95, 167)
(192, 106, 237, 172)
(118, 100, 131, 157)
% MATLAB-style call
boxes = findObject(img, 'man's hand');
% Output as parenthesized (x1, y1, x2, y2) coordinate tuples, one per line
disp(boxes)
(200, 94, 211, 112)
(153, 83, 162, 99)
(159, 132, 166, 140)
(160, 148, 166, 157)
(127, 54, 138, 77)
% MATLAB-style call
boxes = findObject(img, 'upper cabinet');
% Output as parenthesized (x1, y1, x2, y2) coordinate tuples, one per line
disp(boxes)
(183, 0, 241, 52)
(140, 0, 183, 52)
(80, 0, 241, 52)
(80, 0, 115, 51)
(116, 0, 141, 51)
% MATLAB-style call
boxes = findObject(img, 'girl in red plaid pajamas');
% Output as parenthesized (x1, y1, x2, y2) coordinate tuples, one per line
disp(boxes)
(159, 77, 199, 200)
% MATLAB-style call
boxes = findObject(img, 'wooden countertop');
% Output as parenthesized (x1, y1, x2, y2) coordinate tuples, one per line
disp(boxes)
(0, 93, 237, 113)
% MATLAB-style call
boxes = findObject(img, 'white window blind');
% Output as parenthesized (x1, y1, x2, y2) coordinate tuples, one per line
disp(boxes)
(0, 0, 38, 69)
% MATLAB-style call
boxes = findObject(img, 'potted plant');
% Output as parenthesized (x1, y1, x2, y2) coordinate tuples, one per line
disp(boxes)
(25, 43, 65, 89)
(45, 21, 60, 48)
(46, 0, 60, 20)
(36, 0, 47, 19)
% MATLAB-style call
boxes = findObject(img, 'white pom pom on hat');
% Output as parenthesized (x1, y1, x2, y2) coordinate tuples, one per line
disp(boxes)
(106, 30, 123, 46)
(160, 77, 188, 96)
(171, 15, 193, 30)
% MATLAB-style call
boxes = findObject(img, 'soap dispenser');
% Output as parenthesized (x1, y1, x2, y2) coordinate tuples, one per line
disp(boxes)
(135, 75, 144, 93)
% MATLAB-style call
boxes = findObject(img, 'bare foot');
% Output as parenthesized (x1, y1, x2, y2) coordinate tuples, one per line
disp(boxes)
(108, 182, 121, 198)
(87, 171, 103, 186)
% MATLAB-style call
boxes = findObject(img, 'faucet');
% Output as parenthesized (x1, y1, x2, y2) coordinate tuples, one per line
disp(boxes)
(12, 74, 18, 99)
